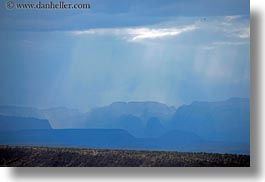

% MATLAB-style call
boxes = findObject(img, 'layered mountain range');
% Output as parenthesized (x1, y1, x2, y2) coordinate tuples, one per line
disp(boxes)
(0, 98, 250, 154)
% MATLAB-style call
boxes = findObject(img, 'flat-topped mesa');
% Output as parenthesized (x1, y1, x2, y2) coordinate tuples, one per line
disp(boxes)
(0, 115, 52, 131)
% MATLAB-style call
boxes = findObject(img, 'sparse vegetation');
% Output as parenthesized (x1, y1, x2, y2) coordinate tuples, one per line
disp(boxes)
(0, 145, 250, 167)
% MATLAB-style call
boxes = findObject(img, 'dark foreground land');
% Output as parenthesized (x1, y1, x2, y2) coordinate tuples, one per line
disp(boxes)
(0, 146, 250, 167)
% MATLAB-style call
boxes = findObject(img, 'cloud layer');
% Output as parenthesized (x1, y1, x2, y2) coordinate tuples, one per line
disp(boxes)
(71, 24, 198, 42)
(0, 14, 250, 110)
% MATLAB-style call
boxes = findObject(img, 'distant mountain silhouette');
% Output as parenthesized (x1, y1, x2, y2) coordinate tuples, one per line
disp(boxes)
(0, 115, 51, 131)
(104, 101, 176, 121)
(169, 98, 250, 144)
(116, 115, 145, 137)
(0, 106, 85, 128)
(0, 102, 175, 132)
(84, 101, 176, 137)
(41, 107, 86, 128)
(144, 117, 166, 137)
(0, 98, 250, 154)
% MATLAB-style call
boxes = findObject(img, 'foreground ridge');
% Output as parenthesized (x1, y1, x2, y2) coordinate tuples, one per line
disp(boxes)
(0, 146, 250, 167)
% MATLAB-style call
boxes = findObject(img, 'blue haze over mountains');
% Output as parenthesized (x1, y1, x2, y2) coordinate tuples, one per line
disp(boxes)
(0, 0, 250, 155)
(0, 98, 250, 154)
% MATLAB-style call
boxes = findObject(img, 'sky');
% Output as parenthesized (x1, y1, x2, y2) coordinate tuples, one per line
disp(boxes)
(0, 0, 250, 111)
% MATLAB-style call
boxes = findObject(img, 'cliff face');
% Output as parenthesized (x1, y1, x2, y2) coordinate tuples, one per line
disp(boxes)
(0, 115, 52, 131)
(169, 98, 250, 144)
